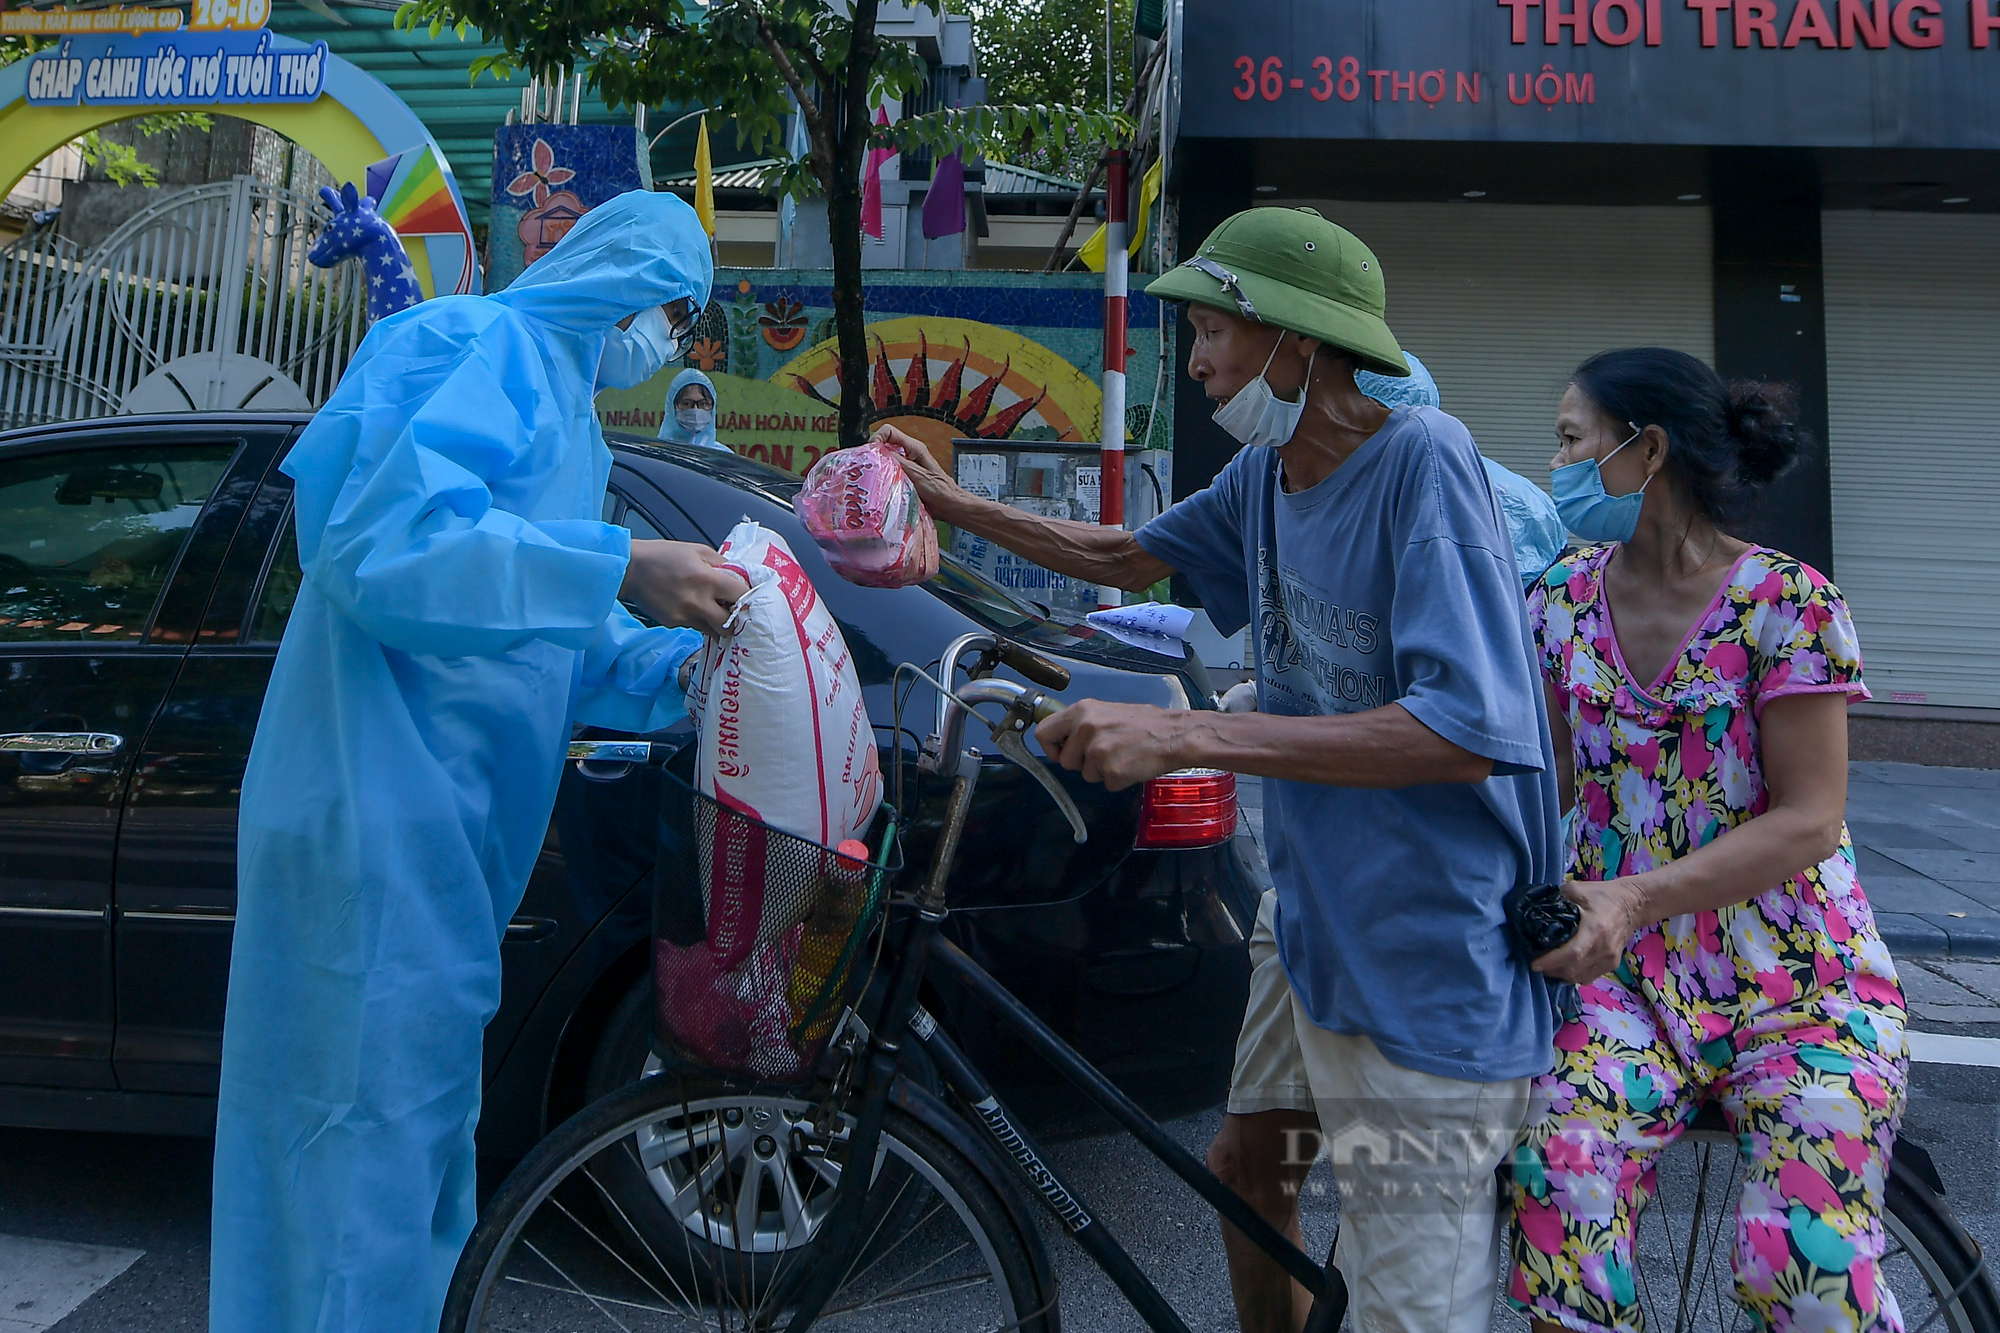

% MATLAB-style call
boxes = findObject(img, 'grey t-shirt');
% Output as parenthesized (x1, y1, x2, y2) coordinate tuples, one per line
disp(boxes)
(1136, 406, 1560, 1082)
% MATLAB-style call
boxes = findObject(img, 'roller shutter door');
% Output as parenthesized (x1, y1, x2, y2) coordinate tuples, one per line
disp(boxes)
(1824, 211, 2000, 710)
(1290, 201, 1715, 483)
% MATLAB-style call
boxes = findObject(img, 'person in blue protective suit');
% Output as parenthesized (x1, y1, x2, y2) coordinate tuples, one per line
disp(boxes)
(1358, 352, 1569, 587)
(209, 189, 750, 1333)
(658, 367, 727, 449)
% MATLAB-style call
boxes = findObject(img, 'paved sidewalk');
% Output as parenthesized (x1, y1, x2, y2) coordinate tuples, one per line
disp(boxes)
(1236, 761, 2000, 961)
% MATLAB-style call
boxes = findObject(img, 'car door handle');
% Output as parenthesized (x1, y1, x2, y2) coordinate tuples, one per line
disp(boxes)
(505, 916, 559, 943)
(0, 732, 124, 754)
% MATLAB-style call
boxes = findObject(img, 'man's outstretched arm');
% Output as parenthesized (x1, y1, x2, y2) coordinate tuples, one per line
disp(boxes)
(876, 426, 1174, 593)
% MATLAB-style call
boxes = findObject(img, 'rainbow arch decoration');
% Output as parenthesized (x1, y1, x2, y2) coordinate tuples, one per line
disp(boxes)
(363, 142, 476, 293)
(0, 30, 480, 297)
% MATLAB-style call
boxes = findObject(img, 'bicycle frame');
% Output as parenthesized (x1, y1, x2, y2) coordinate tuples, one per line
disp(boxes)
(914, 943, 1349, 1333)
(772, 651, 1349, 1333)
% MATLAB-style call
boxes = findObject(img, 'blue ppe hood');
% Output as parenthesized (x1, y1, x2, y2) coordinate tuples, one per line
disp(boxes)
(658, 366, 726, 450)
(1357, 351, 1566, 586)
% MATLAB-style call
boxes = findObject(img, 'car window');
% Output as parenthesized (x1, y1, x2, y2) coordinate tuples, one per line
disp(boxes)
(249, 510, 303, 643)
(246, 492, 671, 646)
(0, 443, 236, 645)
(605, 488, 665, 624)
(615, 499, 665, 542)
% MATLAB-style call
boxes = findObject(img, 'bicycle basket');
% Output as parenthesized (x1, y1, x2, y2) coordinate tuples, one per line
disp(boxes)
(651, 775, 900, 1085)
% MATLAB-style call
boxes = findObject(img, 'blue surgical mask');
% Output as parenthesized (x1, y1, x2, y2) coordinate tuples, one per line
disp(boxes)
(1551, 422, 1651, 544)
(595, 305, 678, 391)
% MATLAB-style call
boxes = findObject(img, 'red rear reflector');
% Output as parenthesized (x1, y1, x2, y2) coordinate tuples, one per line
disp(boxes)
(1135, 768, 1238, 850)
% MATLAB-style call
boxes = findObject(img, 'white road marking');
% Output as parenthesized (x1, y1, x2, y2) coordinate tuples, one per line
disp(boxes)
(0, 1235, 142, 1331)
(1908, 1030, 2000, 1068)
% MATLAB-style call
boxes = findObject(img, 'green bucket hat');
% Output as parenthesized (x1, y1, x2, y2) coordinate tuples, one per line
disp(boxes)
(1146, 207, 1409, 377)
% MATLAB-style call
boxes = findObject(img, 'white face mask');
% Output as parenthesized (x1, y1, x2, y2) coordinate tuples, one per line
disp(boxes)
(674, 404, 715, 436)
(1212, 336, 1314, 449)
(594, 306, 677, 391)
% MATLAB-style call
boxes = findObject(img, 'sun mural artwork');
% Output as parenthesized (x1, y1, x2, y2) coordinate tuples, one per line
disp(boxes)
(595, 305, 1111, 478)
(778, 317, 1097, 460)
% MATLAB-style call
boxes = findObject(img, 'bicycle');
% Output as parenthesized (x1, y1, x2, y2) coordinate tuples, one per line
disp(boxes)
(446, 631, 1999, 1333)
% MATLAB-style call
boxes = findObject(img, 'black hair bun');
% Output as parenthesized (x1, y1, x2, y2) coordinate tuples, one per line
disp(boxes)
(1725, 380, 1803, 486)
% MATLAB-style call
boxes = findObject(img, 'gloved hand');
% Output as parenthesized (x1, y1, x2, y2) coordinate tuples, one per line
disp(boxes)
(622, 540, 750, 635)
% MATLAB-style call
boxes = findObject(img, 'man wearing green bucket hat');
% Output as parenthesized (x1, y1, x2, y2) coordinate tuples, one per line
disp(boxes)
(879, 206, 1560, 1333)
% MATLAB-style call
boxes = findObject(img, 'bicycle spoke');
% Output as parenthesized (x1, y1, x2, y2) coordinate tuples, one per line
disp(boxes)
(832, 1198, 960, 1302)
(821, 1168, 921, 1306)
(502, 1273, 686, 1320)
(519, 1235, 642, 1333)
(775, 1153, 815, 1247)
(1697, 1151, 1743, 1332)
(642, 1115, 727, 1172)
(822, 1270, 999, 1319)
(748, 1167, 921, 1328)
(669, 1093, 742, 1332)
(574, 1160, 714, 1327)
(742, 1143, 838, 1326)
(1633, 1165, 1670, 1322)
(1908, 1254, 1992, 1333)
(1675, 1142, 1713, 1333)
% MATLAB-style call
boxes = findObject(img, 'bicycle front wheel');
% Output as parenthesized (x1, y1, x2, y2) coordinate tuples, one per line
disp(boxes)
(443, 1074, 1057, 1333)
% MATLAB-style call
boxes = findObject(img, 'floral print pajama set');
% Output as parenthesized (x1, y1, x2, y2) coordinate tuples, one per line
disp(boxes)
(1509, 545, 1911, 1333)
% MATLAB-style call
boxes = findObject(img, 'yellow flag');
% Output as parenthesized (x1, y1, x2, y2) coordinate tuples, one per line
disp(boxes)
(693, 114, 716, 237)
(1077, 157, 1163, 274)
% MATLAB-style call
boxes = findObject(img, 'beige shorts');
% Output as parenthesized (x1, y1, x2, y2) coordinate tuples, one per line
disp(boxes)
(1226, 889, 1530, 1333)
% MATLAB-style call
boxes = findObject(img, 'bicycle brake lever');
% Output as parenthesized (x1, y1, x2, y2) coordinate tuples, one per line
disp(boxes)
(990, 707, 1087, 844)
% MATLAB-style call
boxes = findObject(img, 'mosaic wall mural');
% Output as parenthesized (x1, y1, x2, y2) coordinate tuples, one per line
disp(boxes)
(488, 126, 652, 290)
(595, 268, 1177, 475)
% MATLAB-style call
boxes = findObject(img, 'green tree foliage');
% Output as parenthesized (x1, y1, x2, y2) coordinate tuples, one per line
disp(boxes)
(0, 35, 216, 191)
(78, 114, 219, 188)
(0, 32, 50, 68)
(395, 0, 1123, 446)
(960, 0, 1132, 181)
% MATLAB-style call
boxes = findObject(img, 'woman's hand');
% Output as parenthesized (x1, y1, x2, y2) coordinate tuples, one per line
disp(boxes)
(1531, 879, 1652, 984)
(872, 424, 975, 522)
(621, 540, 749, 635)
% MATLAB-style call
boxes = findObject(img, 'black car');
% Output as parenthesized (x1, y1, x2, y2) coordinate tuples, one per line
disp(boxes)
(0, 413, 1259, 1159)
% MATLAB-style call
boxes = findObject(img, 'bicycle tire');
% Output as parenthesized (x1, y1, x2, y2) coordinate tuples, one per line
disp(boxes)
(1883, 1166, 2000, 1333)
(443, 1074, 1058, 1333)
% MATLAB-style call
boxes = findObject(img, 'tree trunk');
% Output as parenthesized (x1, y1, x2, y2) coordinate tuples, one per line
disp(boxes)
(829, 0, 880, 449)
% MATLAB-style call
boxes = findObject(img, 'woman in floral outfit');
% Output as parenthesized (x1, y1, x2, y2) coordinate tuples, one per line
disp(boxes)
(1510, 347, 1908, 1333)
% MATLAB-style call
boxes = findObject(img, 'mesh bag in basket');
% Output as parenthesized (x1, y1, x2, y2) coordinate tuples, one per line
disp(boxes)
(652, 775, 898, 1085)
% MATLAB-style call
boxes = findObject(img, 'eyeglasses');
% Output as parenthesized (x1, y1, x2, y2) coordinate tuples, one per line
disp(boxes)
(660, 297, 700, 361)
(1178, 256, 1261, 323)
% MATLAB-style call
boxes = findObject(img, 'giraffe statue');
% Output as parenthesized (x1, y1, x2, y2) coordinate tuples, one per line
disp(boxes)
(309, 182, 425, 321)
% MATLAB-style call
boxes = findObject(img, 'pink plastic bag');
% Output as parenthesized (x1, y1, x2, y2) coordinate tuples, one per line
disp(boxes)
(794, 442, 940, 589)
(655, 928, 808, 1083)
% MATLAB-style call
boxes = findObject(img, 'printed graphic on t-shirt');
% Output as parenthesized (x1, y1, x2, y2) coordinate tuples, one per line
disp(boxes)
(1255, 545, 1391, 716)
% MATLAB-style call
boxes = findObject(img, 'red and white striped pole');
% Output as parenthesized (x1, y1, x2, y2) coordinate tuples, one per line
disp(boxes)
(1098, 147, 1129, 610)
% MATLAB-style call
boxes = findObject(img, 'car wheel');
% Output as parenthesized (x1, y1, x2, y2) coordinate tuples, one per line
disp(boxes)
(583, 973, 657, 1105)
(579, 977, 947, 1293)
(583, 980, 836, 1285)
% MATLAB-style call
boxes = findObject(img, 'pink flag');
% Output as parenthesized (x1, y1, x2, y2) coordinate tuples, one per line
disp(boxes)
(862, 108, 892, 240)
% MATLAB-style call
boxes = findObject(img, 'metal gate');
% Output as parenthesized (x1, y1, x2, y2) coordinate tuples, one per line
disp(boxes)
(0, 175, 366, 430)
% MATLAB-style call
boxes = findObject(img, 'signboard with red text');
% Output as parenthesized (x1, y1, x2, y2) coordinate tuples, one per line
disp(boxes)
(1182, 0, 2000, 147)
